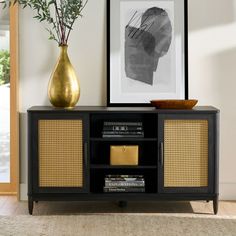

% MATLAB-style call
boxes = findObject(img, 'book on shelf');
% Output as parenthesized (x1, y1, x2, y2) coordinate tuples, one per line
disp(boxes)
(102, 121, 144, 138)
(103, 187, 145, 193)
(102, 131, 144, 138)
(103, 122, 143, 126)
(105, 175, 144, 181)
(104, 174, 146, 193)
(103, 126, 143, 131)
(105, 174, 144, 178)
(105, 181, 145, 187)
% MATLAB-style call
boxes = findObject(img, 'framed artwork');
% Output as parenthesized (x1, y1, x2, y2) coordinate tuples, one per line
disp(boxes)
(107, 0, 188, 106)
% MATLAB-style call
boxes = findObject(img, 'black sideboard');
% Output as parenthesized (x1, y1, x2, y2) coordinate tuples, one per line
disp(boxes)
(28, 106, 219, 215)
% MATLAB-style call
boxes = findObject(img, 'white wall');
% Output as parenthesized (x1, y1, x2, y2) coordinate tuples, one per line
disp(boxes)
(19, 0, 236, 200)
(188, 0, 236, 200)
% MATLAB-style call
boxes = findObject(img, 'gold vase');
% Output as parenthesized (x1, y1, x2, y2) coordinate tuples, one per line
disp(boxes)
(48, 45, 80, 108)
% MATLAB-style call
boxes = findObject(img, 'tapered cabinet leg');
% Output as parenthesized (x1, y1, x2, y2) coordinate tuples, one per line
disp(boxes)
(28, 197, 34, 215)
(213, 196, 218, 215)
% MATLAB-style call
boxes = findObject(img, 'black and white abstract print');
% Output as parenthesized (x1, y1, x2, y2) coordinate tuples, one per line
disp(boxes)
(125, 7, 172, 86)
(110, 0, 185, 104)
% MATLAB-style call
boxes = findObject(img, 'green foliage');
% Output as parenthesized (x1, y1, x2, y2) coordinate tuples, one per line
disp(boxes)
(0, 50, 10, 85)
(0, 0, 88, 45)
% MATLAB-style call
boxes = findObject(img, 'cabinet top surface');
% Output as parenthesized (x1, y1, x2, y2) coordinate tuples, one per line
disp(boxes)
(28, 106, 219, 113)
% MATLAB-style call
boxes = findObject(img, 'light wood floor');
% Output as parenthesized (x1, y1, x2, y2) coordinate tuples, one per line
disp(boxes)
(0, 196, 236, 216)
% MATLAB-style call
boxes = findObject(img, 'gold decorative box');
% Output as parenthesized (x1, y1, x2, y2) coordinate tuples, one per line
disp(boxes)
(110, 145, 139, 166)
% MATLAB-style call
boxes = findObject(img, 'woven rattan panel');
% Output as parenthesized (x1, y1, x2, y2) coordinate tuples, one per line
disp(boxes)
(164, 120, 208, 188)
(39, 120, 83, 187)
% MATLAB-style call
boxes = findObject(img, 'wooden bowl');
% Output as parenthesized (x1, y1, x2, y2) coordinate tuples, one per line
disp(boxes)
(150, 99, 198, 109)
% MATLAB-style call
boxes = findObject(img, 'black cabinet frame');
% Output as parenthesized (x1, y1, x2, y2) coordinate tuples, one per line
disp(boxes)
(27, 106, 219, 215)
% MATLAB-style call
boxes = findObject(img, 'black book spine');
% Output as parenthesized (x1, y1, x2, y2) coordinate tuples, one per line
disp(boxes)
(103, 187, 145, 193)
(105, 181, 145, 187)
(103, 126, 143, 131)
(102, 131, 144, 138)
(104, 122, 143, 126)
(105, 175, 144, 179)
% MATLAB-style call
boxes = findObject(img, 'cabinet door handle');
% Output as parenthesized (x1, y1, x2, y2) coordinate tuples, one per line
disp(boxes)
(84, 142, 88, 167)
(160, 142, 164, 166)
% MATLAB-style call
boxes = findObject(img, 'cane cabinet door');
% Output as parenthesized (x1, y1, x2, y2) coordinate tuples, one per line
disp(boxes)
(28, 112, 89, 194)
(158, 114, 215, 194)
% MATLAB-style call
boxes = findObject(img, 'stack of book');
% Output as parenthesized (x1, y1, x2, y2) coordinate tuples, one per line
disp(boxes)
(103, 175, 145, 193)
(102, 122, 144, 138)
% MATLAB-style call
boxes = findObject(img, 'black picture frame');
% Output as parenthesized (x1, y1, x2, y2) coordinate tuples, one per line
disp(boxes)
(107, 0, 189, 107)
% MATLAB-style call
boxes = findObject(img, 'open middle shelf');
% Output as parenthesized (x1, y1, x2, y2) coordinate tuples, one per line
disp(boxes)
(89, 112, 158, 194)
(90, 140, 158, 166)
